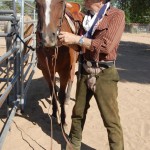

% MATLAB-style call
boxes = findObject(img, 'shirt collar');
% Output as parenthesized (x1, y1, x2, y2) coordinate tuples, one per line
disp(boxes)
(105, 6, 112, 16)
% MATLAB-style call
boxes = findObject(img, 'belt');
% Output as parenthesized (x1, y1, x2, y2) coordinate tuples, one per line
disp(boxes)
(83, 60, 115, 69)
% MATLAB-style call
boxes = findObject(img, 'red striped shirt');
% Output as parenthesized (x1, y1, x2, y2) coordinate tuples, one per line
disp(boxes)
(84, 7, 125, 61)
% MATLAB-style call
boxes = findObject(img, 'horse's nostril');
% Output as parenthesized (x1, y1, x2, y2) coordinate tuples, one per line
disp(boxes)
(43, 39, 46, 43)
(52, 32, 56, 37)
(40, 32, 45, 39)
(50, 32, 57, 41)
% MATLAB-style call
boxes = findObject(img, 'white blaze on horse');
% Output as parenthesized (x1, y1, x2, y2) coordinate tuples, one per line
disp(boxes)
(35, 0, 83, 125)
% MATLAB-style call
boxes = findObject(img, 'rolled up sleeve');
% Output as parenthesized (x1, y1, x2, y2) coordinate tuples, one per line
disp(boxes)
(90, 10, 125, 54)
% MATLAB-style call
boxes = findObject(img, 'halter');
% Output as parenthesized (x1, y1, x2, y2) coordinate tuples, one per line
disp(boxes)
(56, 0, 66, 36)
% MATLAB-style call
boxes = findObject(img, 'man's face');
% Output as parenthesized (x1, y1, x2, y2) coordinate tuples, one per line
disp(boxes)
(84, 0, 105, 13)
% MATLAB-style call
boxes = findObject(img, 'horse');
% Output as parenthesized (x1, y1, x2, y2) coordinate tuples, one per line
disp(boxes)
(35, 0, 84, 125)
(4, 15, 34, 54)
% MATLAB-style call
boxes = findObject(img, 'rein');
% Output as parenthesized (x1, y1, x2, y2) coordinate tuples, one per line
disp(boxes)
(56, 0, 66, 36)
(44, 47, 73, 150)
(16, 34, 35, 51)
(36, 1, 73, 149)
(8, 15, 35, 51)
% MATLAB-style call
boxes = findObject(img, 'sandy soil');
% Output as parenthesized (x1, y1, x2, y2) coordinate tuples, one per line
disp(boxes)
(0, 33, 150, 150)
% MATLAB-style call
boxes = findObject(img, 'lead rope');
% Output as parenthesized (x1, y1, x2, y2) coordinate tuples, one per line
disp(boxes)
(43, 1, 73, 149)
(44, 2, 66, 149)
(44, 52, 58, 150)
(44, 46, 73, 150)
(55, 2, 74, 149)
(54, 47, 73, 150)
(53, 47, 72, 148)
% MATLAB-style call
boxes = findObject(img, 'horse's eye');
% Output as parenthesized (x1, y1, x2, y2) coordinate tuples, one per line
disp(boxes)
(36, 0, 40, 3)
(59, 0, 64, 4)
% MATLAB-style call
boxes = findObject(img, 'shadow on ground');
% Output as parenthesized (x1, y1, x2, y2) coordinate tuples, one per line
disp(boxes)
(15, 77, 95, 150)
(117, 41, 150, 84)
(1, 40, 150, 149)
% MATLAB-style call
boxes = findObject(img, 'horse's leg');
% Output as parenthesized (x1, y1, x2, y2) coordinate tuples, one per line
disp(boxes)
(65, 49, 78, 104)
(65, 63, 75, 104)
(65, 80, 73, 105)
(50, 83, 58, 118)
(41, 69, 58, 118)
(58, 72, 70, 125)
(36, 48, 59, 121)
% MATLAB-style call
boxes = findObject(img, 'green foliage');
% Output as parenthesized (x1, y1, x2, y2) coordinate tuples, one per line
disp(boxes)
(0, 1, 35, 15)
(1, 0, 149, 23)
(66, 0, 83, 5)
(115, 0, 150, 23)
(67, 0, 150, 23)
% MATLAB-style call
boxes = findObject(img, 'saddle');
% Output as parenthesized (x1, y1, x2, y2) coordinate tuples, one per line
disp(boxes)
(65, 2, 84, 35)
(66, 2, 84, 22)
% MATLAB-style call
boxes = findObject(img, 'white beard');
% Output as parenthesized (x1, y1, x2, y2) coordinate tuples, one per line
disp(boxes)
(82, 13, 98, 32)
(82, 2, 110, 36)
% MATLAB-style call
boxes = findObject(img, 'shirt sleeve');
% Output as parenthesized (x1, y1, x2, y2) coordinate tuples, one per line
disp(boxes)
(90, 10, 125, 54)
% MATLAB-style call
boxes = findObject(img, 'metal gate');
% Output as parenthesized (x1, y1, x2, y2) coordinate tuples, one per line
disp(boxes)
(0, 0, 37, 149)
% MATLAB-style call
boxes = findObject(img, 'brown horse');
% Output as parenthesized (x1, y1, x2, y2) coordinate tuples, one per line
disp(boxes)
(35, 0, 83, 125)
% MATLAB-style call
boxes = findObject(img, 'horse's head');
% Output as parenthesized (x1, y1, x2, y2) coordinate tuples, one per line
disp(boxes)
(36, 0, 65, 47)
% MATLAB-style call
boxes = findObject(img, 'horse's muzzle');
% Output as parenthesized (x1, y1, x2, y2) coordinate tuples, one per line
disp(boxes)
(43, 33, 57, 47)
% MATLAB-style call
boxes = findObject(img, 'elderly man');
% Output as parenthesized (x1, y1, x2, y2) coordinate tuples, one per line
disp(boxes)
(59, 0, 125, 149)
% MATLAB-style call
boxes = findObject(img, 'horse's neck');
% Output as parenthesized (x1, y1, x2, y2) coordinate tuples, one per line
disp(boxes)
(62, 10, 83, 34)
(60, 16, 71, 32)
(64, 13, 76, 34)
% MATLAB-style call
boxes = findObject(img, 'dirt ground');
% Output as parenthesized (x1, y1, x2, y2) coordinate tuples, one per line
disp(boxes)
(0, 33, 150, 150)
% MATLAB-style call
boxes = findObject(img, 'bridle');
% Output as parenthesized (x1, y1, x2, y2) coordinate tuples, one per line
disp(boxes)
(56, 0, 66, 37)
(36, 1, 73, 150)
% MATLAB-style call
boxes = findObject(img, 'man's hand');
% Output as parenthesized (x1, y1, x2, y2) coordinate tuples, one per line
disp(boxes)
(58, 31, 80, 45)
(58, 31, 92, 51)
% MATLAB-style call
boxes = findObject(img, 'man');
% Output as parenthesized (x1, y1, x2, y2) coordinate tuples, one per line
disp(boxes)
(58, 0, 125, 149)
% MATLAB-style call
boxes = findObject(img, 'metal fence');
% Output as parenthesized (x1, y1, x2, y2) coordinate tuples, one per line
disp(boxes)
(0, 0, 37, 149)
(125, 23, 150, 33)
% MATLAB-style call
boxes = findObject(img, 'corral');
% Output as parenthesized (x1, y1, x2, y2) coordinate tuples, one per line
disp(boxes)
(0, 0, 150, 150)
(0, 0, 37, 149)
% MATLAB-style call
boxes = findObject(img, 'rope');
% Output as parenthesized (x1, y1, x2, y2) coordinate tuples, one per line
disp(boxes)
(44, 46, 73, 150)
(16, 34, 35, 51)
(36, 1, 73, 149)
(7, 14, 35, 51)
(13, 20, 35, 51)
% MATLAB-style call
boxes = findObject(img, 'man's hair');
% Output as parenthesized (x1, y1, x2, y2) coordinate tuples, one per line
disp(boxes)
(105, 0, 111, 2)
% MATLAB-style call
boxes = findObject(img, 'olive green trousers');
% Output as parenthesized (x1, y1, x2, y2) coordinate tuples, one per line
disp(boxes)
(67, 66, 124, 150)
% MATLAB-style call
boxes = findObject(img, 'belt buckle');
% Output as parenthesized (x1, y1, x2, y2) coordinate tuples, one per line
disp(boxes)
(86, 61, 92, 67)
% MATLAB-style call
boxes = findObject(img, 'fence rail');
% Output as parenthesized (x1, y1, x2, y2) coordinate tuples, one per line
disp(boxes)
(0, 0, 37, 149)
(125, 23, 150, 33)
